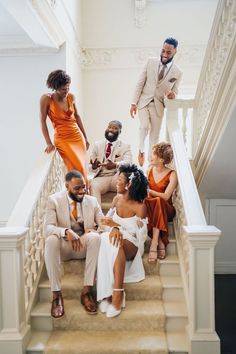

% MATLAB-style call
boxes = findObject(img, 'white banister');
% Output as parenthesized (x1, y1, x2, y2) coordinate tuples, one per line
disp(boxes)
(0, 227, 30, 354)
(165, 99, 221, 354)
(7, 151, 65, 320)
(193, 0, 236, 155)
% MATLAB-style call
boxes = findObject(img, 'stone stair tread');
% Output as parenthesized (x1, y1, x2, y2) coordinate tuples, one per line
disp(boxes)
(161, 275, 182, 288)
(158, 253, 179, 263)
(38, 329, 168, 354)
(31, 299, 165, 331)
(27, 330, 52, 352)
(164, 302, 187, 317)
(166, 331, 189, 352)
(32, 299, 164, 318)
(39, 274, 163, 300)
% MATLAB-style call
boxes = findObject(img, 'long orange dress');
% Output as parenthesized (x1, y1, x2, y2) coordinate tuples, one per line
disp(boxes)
(145, 168, 176, 247)
(48, 93, 87, 178)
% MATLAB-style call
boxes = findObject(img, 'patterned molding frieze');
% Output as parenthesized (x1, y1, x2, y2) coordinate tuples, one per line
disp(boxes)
(134, 0, 147, 28)
(47, 0, 57, 9)
(81, 45, 205, 69)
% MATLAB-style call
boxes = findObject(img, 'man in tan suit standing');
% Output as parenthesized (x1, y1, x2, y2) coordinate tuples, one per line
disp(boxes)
(90, 120, 132, 205)
(44, 170, 103, 318)
(130, 37, 182, 166)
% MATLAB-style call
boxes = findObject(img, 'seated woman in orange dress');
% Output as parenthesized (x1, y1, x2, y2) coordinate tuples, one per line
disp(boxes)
(145, 142, 177, 262)
(40, 70, 89, 179)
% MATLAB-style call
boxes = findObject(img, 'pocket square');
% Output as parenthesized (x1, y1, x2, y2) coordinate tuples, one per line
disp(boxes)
(169, 78, 177, 83)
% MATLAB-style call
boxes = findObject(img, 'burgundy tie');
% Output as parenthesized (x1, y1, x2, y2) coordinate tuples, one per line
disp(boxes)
(105, 143, 112, 158)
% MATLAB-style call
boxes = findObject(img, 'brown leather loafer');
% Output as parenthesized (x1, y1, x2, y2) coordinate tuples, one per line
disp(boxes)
(81, 292, 97, 315)
(51, 293, 64, 319)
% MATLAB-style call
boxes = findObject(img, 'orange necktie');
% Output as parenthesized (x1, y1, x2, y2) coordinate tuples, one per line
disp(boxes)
(72, 201, 78, 221)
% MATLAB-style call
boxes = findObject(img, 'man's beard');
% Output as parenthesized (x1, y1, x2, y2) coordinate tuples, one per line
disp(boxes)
(105, 130, 119, 142)
(69, 191, 83, 203)
(160, 56, 173, 65)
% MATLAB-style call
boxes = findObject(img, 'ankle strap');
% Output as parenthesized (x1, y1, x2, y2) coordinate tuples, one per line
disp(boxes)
(113, 288, 124, 291)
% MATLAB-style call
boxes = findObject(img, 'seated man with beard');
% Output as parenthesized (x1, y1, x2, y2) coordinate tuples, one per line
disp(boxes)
(90, 120, 132, 205)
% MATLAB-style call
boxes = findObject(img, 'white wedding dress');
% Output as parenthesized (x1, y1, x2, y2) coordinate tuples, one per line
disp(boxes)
(96, 208, 147, 302)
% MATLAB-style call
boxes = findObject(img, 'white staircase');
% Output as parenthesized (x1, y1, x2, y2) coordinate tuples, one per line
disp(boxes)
(26, 218, 189, 354)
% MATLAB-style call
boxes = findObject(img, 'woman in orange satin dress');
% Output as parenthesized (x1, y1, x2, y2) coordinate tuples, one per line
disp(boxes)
(145, 142, 177, 262)
(40, 70, 89, 178)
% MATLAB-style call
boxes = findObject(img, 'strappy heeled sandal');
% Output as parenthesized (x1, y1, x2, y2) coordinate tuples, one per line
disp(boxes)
(157, 247, 166, 260)
(148, 249, 158, 263)
(106, 288, 126, 318)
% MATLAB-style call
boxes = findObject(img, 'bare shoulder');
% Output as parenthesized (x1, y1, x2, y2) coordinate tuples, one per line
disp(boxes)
(40, 94, 50, 104)
(170, 170, 177, 179)
(135, 202, 146, 218)
(111, 194, 121, 208)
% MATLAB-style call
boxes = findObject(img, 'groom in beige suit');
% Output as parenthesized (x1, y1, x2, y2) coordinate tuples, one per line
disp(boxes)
(44, 170, 103, 318)
(90, 120, 132, 205)
(130, 37, 182, 166)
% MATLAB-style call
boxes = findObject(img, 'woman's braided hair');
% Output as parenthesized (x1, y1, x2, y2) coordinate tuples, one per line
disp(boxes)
(46, 69, 71, 90)
(119, 163, 148, 202)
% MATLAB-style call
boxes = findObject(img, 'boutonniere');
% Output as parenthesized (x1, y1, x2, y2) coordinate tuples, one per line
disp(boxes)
(169, 78, 177, 83)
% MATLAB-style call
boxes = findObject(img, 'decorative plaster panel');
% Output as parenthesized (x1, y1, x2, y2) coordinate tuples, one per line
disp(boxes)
(81, 45, 205, 69)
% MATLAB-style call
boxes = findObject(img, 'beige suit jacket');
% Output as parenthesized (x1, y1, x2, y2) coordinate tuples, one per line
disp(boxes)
(90, 139, 132, 177)
(44, 191, 103, 238)
(133, 58, 182, 115)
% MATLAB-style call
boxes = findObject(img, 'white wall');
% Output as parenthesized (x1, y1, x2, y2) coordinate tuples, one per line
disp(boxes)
(82, 0, 218, 162)
(206, 199, 236, 274)
(0, 47, 66, 221)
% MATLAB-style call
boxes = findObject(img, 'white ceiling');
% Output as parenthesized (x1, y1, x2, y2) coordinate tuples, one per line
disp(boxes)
(0, 3, 34, 48)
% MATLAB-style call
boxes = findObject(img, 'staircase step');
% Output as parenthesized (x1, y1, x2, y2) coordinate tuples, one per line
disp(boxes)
(31, 299, 165, 331)
(27, 330, 168, 354)
(166, 331, 189, 353)
(62, 254, 161, 276)
(26, 331, 51, 353)
(164, 302, 188, 332)
(159, 254, 180, 276)
(161, 276, 184, 302)
(39, 274, 163, 302)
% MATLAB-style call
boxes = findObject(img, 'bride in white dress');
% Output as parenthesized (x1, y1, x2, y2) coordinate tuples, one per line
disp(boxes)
(96, 164, 148, 318)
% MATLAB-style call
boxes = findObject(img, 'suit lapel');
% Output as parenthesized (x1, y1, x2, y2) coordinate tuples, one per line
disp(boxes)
(59, 191, 71, 227)
(110, 140, 121, 161)
(81, 197, 89, 230)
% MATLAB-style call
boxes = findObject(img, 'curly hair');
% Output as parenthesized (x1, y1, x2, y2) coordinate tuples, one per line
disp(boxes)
(46, 70, 71, 90)
(152, 142, 173, 165)
(119, 164, 148, 202)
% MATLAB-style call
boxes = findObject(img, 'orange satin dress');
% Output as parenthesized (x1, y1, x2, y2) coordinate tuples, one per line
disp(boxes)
(48, 93, 87, 178)
(145, 168, 176, 247)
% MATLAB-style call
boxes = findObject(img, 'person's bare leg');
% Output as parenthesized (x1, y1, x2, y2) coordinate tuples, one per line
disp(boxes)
(112, 240, 137, 309)
(148, 227, 160, 262)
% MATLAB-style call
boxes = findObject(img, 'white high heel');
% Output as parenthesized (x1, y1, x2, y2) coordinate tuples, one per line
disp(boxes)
(106, 288, 126, 318)
(98, 299, 110, 313)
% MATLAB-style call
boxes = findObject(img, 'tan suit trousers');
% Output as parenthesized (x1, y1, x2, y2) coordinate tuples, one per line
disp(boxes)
(138, 101, 163, 160)
(45, 232, 101, 292)
(90, 174, 118, 205)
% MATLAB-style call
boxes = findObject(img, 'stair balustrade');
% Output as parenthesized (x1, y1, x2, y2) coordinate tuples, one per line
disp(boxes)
(0, 151, 65, 353)
(165, 98, 221, 354)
